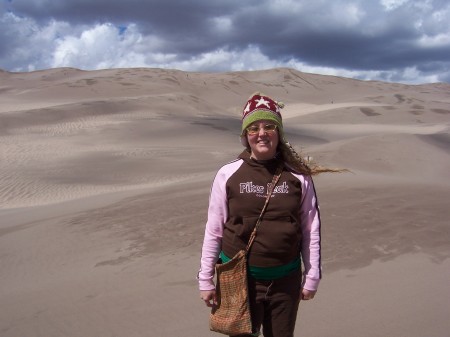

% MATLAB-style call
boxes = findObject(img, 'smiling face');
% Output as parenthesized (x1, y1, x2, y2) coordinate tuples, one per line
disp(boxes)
(246, 120, 279, 161)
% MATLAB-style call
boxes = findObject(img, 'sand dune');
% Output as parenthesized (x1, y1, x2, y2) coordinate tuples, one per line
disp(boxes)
(0, 67, 449, 337)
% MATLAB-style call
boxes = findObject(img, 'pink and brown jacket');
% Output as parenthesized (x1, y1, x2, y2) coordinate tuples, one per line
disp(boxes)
(198, 150, 322, 291)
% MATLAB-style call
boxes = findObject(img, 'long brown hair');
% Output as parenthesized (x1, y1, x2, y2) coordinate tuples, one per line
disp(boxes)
(278, 141, 346, 176)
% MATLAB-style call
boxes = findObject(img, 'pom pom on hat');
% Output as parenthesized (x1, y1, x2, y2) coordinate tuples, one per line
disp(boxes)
(240, 92, 286, 146)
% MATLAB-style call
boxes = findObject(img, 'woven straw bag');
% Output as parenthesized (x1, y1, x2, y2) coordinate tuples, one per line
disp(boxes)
(209, 166, 283, 335)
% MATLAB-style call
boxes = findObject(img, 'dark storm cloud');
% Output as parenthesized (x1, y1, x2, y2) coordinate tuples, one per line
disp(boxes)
(4, 0, 249, 55)
(1, 0, 449, 83)
(225, 0, 450, 72)
(6, 0, 241, 38)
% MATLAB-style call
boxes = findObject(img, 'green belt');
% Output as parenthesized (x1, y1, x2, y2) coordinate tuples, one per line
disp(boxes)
(220, 251, 300, 280)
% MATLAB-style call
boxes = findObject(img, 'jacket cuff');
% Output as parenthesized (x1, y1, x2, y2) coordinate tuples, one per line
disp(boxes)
(198, 278, 215, 291)
(302, 277, 320, 291)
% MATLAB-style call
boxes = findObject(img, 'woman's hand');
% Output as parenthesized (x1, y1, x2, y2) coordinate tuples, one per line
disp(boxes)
(200, 290, 217, 307)
(301, 289, 316, 300)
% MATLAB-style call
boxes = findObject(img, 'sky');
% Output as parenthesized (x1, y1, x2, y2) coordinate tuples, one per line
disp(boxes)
(1, 0, 449, 84)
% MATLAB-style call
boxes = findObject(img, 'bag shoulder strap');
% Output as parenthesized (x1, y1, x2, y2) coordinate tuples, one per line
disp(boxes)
(245, 164, 284, 252)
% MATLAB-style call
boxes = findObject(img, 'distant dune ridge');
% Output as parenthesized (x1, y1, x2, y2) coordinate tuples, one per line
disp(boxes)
(0, 68, 449, 337)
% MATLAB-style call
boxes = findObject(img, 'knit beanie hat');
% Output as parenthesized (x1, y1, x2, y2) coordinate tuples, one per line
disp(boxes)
(240, 92, 286, 146)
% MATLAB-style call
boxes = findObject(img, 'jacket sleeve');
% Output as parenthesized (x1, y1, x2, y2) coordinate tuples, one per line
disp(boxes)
(197, 169, 229, 291)
(299, 175, 322, 291)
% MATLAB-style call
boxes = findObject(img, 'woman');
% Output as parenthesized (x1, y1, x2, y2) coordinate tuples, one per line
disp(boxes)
(198, 93, 336, 337)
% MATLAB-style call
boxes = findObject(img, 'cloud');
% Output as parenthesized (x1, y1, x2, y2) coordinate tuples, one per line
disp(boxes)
(0, 12, 72, 71)
(52, 23, 148, 69)
(1, 0, 449, 84)
(380, 0, 409, 11)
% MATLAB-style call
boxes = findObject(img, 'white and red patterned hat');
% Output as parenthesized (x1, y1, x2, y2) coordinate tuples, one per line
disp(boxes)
(240, 92, 285, 145)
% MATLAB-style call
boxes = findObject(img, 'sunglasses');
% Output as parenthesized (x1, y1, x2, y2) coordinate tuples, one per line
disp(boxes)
(246, 124, 278, 135)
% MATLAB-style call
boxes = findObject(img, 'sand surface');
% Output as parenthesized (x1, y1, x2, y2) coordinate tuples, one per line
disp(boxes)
(1, 67, 449, 336)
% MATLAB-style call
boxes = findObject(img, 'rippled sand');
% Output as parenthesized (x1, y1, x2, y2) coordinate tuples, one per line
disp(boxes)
(1, 67, 449, 336)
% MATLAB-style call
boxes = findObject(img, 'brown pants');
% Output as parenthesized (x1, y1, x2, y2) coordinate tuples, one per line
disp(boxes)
(232, 270, 301, 337)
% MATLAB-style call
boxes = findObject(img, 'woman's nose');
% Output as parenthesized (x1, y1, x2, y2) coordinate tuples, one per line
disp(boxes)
(258, 126, 268, 135)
